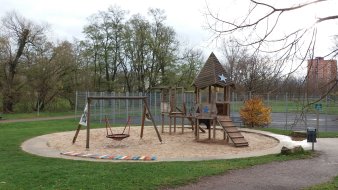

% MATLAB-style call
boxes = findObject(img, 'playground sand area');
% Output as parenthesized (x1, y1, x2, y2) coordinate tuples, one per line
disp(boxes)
(44, 125, 279, 161)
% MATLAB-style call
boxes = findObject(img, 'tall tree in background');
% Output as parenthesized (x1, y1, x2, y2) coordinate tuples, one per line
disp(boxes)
(26, 41, 76, 111)
(0, 11, 47, 113)
(80, 7, 182, 93)
(124, 14, 151, 92)
(220, 39, 281, 94)
(147, 8, 178, 88)
(0, 8, 206, 112)
(175, 48, 204, 89)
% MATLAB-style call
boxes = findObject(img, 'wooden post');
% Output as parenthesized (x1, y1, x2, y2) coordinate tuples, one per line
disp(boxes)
(194, 118, 197, 136)
(227, 86, 230, 116)
(213, 118, 216, 140)
(195, 87, 199, 104)
(86, 98, 91, 149)
(182, 88, 185, 134)
(161, 113, 164, 133)
(208, 86, 211, 103)
(143, 98, 162, 143)
(72, 124, 82, 144)
(182, 117, 184, 134)
(174, 116, 176, 133)
(208, 120, 211, 139)
(140, 105, 146, 138)
(169, 115, 172, 134)
(196, 119, 200, 141)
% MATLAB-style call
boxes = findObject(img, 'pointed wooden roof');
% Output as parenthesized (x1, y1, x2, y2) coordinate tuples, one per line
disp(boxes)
(193, 52, 233, 89)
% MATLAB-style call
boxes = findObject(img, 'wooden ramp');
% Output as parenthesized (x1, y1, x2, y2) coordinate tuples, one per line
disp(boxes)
(217, 116, 248, 147)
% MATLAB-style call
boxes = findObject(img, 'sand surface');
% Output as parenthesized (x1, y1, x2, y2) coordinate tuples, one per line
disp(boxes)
(46, 125, 279, 161)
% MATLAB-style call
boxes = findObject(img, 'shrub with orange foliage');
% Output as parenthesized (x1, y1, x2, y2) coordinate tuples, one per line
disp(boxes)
(240, 97, 271, 128)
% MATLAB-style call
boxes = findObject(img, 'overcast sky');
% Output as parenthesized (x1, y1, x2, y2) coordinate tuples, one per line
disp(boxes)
(1, 0, 337, 60)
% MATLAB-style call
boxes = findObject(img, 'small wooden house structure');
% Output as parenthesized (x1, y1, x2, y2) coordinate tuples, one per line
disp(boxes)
(192, 52, 248, 147)
(153, 86, 187, 134)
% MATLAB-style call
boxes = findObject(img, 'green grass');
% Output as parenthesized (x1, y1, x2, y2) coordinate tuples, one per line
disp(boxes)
(231, 100, 338, 114)
(258, 128, 294, 136)
(0, 119, 314, 190)
(259, 127, 338, 138)
(0, 111, 75, 120)
(305, 176, 338, 190)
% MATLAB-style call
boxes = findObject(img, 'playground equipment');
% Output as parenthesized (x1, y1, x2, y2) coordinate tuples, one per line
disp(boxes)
(72, 96, 162, 148)
(104, 116, 131, 141)
(154, 86, 206, 134)
(192, 52, 248, 147)
(153, 87, 187, 134)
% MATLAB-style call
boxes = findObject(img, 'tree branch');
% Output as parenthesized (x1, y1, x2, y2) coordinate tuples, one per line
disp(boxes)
(317, 15, 338, 23)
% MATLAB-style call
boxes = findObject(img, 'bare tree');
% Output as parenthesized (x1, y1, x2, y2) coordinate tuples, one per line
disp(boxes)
(206, 0, 338, 93)
(205, 0, 338, 78)
(0, 11, 47, 113)
(206, 0, 338, 127)
(220, 38, 282, 94)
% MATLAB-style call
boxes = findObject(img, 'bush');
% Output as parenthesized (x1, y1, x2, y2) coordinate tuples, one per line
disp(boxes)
(240, 97, 271, 128)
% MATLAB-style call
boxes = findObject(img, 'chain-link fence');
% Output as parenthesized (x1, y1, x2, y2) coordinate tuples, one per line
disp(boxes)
(75, 91, 338, 132)
(231, 92, 338, 132)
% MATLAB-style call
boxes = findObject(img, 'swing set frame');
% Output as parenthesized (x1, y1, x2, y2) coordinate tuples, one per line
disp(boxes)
(72, 96, 162, 148)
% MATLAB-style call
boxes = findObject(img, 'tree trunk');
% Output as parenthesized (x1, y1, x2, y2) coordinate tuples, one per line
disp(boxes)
(2, 95, 14, 113)
(1, 29, 30, 113)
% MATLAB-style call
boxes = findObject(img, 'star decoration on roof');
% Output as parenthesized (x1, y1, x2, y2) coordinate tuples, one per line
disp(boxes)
(218, 74, 227, 83)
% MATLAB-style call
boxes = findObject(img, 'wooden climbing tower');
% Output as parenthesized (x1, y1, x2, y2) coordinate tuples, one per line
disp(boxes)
(192, 52, 248, 147)
(153, 86, 187, 134)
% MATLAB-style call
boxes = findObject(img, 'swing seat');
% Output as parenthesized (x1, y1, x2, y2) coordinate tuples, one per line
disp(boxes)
(106, 134, 130, 141)
(105, 116, 131, 142)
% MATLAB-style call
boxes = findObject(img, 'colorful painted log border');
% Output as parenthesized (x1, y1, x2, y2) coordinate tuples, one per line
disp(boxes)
(60, 151, 157, 161)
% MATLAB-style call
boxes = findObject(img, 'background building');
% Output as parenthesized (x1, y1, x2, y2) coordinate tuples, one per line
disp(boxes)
(307, 57, 337, 96)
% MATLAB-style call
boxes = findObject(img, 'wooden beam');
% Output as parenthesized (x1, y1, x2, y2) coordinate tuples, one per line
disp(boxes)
(86, 99, 91, 149)
(72, 124, 82, 144)
(208, 86, 211, 103)
(140, 105, 146, 138)
(143, 98, 162, 143)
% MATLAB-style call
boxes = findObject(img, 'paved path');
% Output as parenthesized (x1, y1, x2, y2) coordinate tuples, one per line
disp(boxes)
(169, 138, 338, 190)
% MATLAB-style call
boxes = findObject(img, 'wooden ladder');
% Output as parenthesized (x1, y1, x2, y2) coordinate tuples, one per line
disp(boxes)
(217, 116, 248, 147)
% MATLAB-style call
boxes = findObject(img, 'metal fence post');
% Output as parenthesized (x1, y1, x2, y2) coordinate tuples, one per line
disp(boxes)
(154, 91, 157, 120)
(112, 92, 115, 123)
(126, 92, 129, 119)
(100, 92, 103, 123)
(325, 95, 328, 131)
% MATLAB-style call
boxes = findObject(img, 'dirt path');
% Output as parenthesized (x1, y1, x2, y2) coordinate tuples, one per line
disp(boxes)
(168, 138, 338, 190)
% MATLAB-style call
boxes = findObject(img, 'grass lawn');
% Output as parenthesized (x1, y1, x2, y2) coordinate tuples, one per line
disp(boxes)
(259, 127, 338, 138)
(0, 111, 75, 120)
(305, 176, 338, 190)
(231, 100, 338, 114)
(0, 119, 314, 190)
